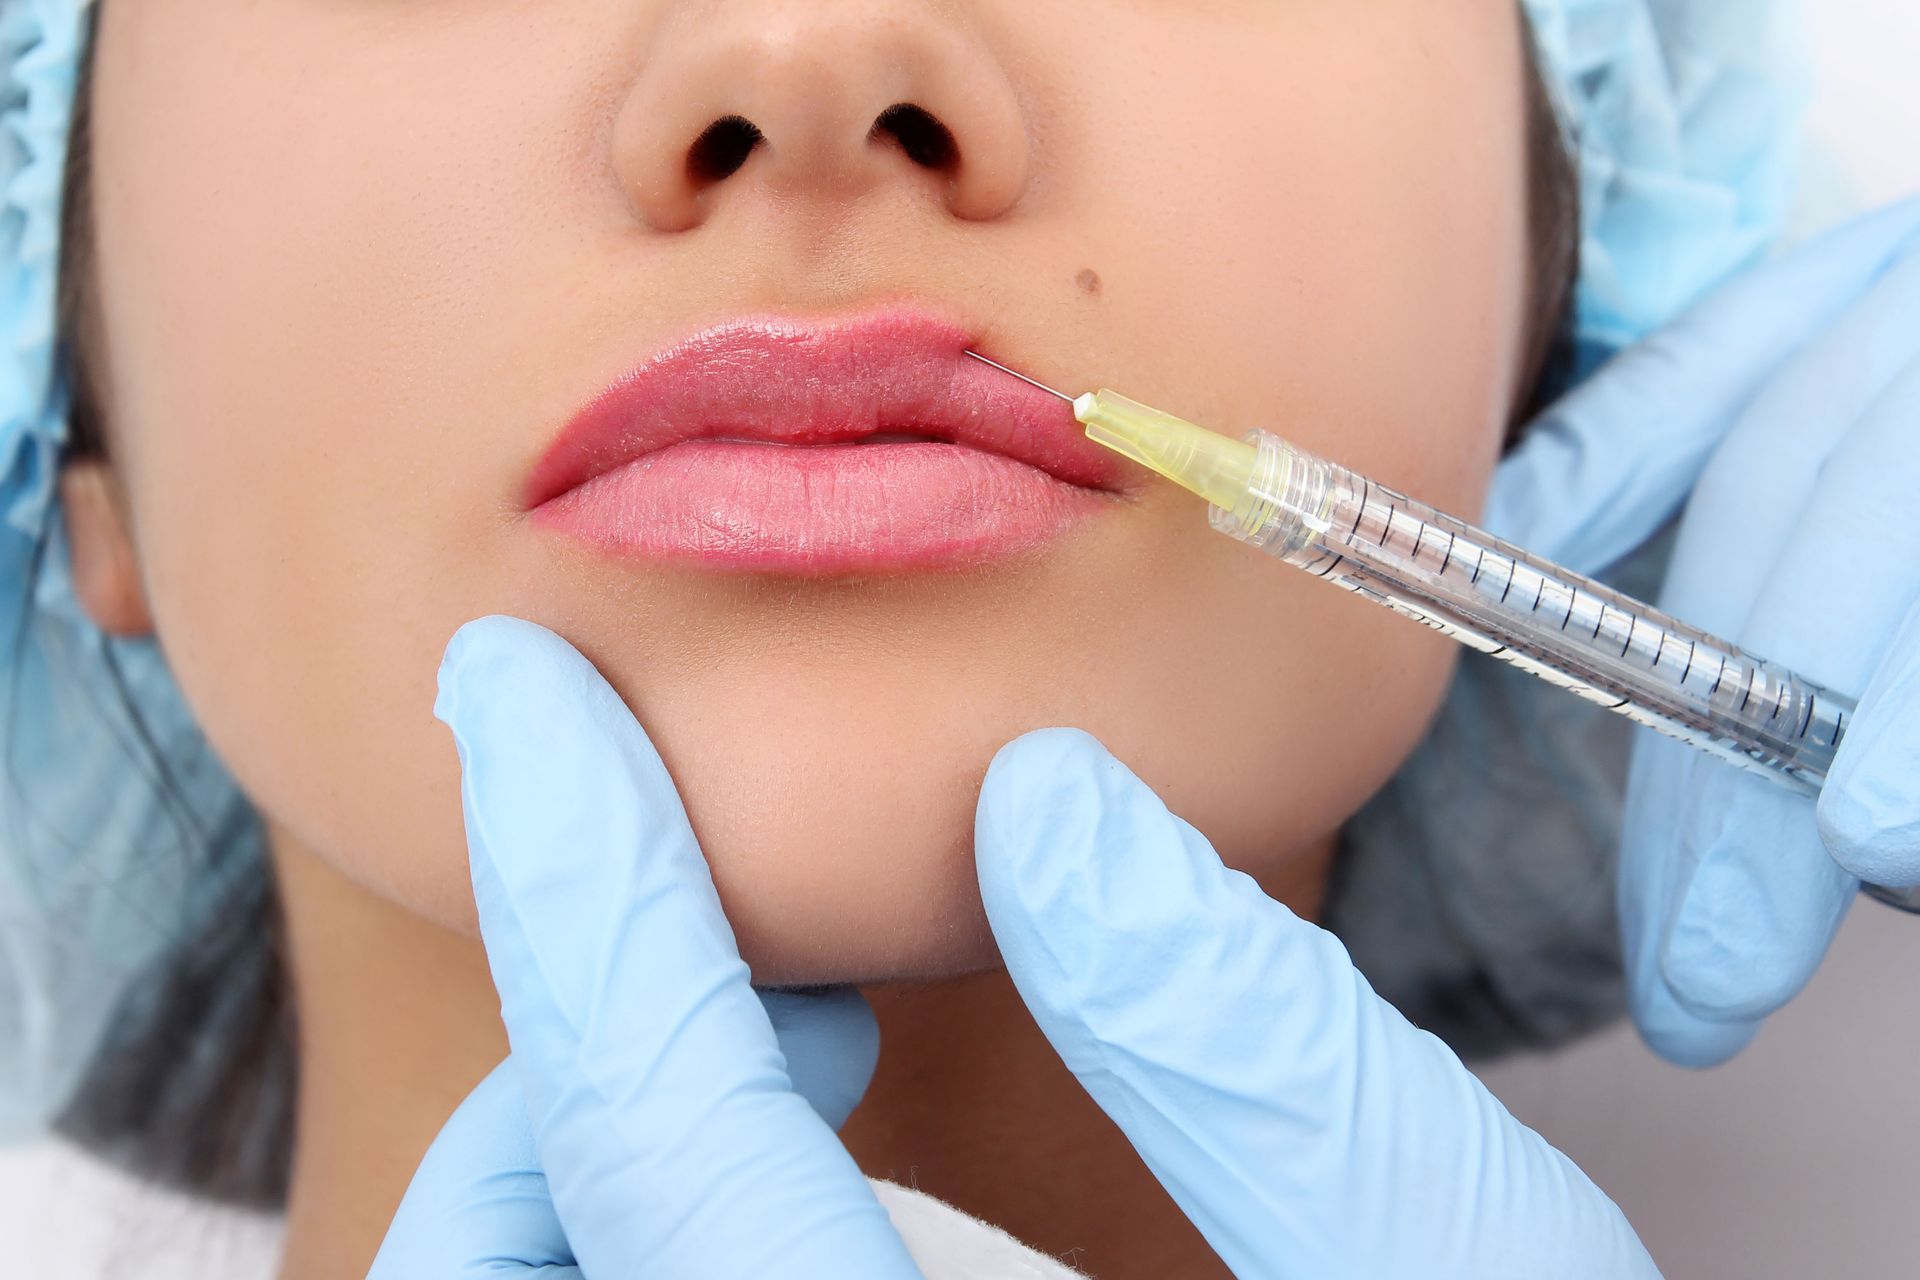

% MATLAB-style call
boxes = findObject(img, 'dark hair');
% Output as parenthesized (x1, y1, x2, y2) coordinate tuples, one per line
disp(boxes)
(36, 5, 1581, 1206)
(1514, 8, 1582, 434)
(41, 1, 295, 1207)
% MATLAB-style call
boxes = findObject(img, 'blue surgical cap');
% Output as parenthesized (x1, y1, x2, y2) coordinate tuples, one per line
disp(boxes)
(1521, 0, 1812, 375)
(0, 0, 264, 1139)
(0, 0, 1812, 1137)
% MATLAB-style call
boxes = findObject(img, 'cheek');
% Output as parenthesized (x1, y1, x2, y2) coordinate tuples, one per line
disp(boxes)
(1008, 3, 1524, 875)
(1053, 3, 1526, 506)
(1090, 526, 1462, 899)
(86, 3, 623, 925)
(80, 0, 1523, 973)
(1060, 595, 1460, 920)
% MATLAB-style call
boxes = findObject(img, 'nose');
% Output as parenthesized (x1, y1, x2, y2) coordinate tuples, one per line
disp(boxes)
(612, 2, 1032, 232)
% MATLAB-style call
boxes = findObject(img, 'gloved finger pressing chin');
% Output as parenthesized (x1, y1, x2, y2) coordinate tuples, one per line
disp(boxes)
(370, 1059, 580, 1279)
(1636, 348, 1920, 1048)
(976, 729, 1656, 1280)
(1486, 193, 1920, 574)
(434, 615, 921, 1280)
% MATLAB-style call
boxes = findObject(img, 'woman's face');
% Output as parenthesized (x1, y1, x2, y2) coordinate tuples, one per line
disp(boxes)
(71, 0, 1531, 982)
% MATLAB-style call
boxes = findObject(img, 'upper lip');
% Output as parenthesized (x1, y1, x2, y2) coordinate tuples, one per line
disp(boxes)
(524, 306, 1123, 509)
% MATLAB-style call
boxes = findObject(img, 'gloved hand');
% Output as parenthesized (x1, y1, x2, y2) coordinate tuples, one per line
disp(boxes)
(978, 727, 1659, 1279)
(1483, 193, 1920, 1066)
(376, 616, 1657, 1278)
(369, 616, 919, 1279)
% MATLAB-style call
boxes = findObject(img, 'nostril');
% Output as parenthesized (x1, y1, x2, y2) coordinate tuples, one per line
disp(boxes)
(870, 102, 958, 171)
(687, 115, 765, 184)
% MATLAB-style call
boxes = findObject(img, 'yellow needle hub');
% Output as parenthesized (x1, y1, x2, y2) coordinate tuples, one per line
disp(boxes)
(1072, 389, 1258, 511)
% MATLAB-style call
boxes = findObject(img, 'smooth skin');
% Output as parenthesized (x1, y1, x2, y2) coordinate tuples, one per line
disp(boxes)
(62, 0, 1529, 974)
(374, 197, 1920, 1279)
(61, 3, 1539, 1271)
(54, 0, 1920, 1268)
(372, 616, 1653, 1279)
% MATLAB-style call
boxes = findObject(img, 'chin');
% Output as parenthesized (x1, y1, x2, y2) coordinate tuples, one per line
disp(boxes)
(671, 759, 1007, 987)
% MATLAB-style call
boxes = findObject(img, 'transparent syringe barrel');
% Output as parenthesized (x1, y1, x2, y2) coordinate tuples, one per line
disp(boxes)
(1216, 430, 1853, 794)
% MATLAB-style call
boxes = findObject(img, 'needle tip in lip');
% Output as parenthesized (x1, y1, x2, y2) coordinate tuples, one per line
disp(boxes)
(964, 350, 1077, 403)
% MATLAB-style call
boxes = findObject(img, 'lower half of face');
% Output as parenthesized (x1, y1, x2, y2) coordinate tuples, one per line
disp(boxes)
(169, 504, 1471, 982)
(85, 0, 1530, 982)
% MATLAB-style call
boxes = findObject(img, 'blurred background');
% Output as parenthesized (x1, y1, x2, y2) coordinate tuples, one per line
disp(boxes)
(1475, 6, 1920, 1277)
(4, 4, 1919, 1278)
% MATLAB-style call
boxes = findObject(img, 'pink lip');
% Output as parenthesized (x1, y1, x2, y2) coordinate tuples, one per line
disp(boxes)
(526, 308, 1122, 573)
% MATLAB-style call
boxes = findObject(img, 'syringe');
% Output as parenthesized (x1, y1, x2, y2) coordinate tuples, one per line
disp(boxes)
(965, 352, 1917, 914)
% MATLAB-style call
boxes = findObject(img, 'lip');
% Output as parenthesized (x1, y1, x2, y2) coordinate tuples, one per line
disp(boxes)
(526, 307, 1123, 573)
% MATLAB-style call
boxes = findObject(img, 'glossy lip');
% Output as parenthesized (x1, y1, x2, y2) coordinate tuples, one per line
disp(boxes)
(527, 306, 1125, 573)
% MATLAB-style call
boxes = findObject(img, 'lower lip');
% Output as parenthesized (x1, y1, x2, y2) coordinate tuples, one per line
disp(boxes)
(532, 439, 1109, 573)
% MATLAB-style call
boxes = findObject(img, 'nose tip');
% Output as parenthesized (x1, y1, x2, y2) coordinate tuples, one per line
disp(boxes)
(612, 4, 1031, 232)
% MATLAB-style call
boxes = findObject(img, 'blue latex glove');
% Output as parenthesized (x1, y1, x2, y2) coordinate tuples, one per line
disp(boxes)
(370, 617, 916, 1279)
(1484, 194, 1920, 1066)
(377, 617, 1655, 1277)
(977, 728, 1656, 1279)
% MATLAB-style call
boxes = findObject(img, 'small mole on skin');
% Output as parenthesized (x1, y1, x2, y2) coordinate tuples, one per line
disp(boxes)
(1074, 267, 1102, 296)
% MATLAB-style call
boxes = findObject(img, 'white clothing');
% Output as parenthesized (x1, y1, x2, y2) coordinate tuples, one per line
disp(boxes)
(0, 1137, 1084, 1277)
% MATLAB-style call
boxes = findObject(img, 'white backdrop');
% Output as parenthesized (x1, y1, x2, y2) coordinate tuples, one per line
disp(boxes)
(4, 5, 1919, 1277)
(1475, 8, 1920, 1274)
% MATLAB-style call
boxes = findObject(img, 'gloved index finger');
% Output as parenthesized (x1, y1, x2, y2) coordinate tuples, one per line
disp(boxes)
(976, 728, 1656, 1279)
(435, 615, 921, 1280)
(1487, 193, 1920, 575)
